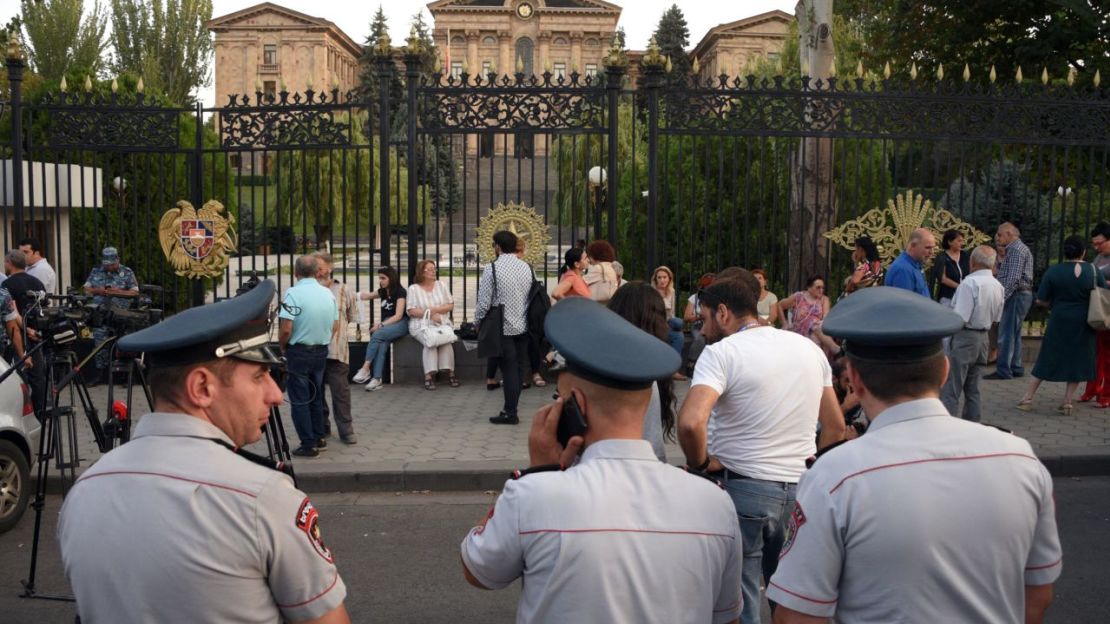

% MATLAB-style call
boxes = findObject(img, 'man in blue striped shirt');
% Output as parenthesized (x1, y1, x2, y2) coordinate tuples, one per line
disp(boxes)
(985, 222, 1035, 380)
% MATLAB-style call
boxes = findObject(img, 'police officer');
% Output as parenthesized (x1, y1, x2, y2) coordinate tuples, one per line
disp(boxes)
(461, 297, 743, 624)
(767, 287, 1061, 624)
(58, 280, 350, 624)
(83, 246, 139, 377)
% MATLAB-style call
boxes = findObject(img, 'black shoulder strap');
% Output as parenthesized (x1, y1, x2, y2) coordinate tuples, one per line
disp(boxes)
(209, 438, 296, 480)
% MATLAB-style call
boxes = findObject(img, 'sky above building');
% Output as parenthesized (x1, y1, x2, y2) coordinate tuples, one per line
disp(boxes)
(0, 0, 797, 105)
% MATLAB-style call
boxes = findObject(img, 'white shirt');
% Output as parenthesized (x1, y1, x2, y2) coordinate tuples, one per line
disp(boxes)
(767, 399, 1062, 623)
(461, 439, 743, 624)
(951, 268, 1004, 330)
(693, 326, 832, 482)
(58, 413, 346, 623)
(26, 258, 56, 293)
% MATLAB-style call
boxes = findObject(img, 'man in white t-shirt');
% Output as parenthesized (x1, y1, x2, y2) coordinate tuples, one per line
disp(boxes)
(678, 270, 844, 624)
(19, 237, 56, 293)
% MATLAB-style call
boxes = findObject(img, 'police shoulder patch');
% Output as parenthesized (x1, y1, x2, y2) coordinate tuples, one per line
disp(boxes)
(295, 497, 334, 564)
(779, 502, 807, 559)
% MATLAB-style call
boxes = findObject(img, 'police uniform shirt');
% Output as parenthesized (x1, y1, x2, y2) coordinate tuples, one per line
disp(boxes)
(84, 263, 139, 307)
(766, 398, 1062, 623)
(0, 287, 18, 323)
(462, 439, 743, 624)
(58, 413, 346, 623)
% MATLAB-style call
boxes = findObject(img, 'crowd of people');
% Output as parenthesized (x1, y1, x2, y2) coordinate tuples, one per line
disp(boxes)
(48, 218, 1101, 623)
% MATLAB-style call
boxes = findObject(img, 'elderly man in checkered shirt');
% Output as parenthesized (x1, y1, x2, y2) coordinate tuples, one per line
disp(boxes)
(476, 230, 535, 425)
(985, 222, 1035, 380)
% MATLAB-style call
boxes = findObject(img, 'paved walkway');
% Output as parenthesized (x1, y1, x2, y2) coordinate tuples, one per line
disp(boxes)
(47, 372, 1110, 492)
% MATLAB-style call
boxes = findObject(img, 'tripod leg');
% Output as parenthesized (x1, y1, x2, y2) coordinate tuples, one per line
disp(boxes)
(21, 401, 55, 597)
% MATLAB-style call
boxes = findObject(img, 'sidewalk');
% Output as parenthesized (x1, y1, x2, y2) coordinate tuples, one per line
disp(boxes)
(54, 374, 1110, 493)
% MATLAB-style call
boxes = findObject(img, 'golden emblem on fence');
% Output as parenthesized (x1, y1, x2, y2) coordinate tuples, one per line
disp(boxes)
(158, 199, 238, 279)
(475, 202, 550, 266)
(822, 190, 991, 268)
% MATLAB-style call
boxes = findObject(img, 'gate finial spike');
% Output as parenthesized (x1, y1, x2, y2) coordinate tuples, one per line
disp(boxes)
(111, 78, 118, 93)
(665, 56, 672, 73)
(936, 63, 944, 80)
(516, 55, 523, 73)
(989, 65, 997, 83)
(59, 76, 67, 93)
(84, 75, 93, 92)
(883, 61, 891, 80)
(962, 63, 970, 82)
(1067, 67, 1076, 86)
(1041, 66, 1049, 85)
(691, 57, 700, 74)
(856, 60, 863, 78)
(1095, 69, 1101, 88)
(1016, 66, 1023, 83)
(910, 62, 918, 80)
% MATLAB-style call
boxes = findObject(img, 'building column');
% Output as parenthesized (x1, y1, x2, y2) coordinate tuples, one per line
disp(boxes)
(569, 31, 583, 74)
(538, 30, 551, 75)
(498, 30, 512, 78)
(466, 29, 479, 74)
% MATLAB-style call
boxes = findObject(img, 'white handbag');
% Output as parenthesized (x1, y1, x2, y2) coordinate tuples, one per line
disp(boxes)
(417, 310, 458, 348)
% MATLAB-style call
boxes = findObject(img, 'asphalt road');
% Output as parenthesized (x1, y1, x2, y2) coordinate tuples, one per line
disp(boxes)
(1, 478, 1107, 623)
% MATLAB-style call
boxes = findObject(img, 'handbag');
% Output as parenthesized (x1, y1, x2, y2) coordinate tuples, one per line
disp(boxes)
(417, 310, 457, 348)
(1087, 263, 1110, 331)
(477, 261, 504, 358)
(526, 268, 551, 339)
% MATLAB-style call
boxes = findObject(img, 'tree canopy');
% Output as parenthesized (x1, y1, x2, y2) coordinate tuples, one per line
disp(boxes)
(20, 0, 108, 81)
(108, 0, 213, 104)
(837, 0, 1110, 81)
(652, 4, 691, 85)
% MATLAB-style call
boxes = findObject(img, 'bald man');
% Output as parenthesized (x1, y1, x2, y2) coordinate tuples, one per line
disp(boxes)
(885, 228, 936, 297)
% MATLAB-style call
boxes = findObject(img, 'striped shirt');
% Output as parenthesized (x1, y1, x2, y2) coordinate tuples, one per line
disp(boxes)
(997, 238, 1034, 300)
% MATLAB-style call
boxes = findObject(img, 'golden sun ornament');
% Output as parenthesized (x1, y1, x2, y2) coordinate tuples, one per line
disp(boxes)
(474, 202, 550, 266)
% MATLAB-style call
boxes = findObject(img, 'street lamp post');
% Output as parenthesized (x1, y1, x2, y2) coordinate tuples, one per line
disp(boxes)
(588, 166, 606, 242)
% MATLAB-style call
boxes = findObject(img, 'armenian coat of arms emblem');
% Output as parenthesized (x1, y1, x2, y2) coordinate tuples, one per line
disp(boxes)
(159, 199, 238, 279)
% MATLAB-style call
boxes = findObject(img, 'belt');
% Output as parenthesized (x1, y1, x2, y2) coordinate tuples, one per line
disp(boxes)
(962, 326, 989, 332)
(708, 467, 751, 481)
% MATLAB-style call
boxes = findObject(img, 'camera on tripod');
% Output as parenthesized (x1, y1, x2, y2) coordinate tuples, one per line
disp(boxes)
(24, 291, 93, 347)
(94, 285, 165, 334)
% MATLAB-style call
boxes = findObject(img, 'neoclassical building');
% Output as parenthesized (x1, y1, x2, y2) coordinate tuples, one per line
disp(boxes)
(690, 10, 793, 80)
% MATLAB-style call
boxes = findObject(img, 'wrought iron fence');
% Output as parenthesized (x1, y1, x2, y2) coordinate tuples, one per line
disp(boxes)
(1, 46, 1108, 324)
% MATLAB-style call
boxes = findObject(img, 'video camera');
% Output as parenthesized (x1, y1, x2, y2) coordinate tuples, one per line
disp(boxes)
(98, 285, 164, 333)
(23, 291, 94, 347)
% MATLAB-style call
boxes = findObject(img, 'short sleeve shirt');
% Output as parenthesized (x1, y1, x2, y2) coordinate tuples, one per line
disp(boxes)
(767, 399, 1062, 622)
(378, 286, 407, 321)
(57, 413, 346, 623)
(461, 439, 743, 624)
(280, 278, 339, 346)
(84, 264, 139, 307)
(3, 272, 45, 317)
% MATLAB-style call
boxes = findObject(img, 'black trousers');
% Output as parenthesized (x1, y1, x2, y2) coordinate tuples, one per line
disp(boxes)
(486, 332, 543, 380)
(496, 334, 527, 417)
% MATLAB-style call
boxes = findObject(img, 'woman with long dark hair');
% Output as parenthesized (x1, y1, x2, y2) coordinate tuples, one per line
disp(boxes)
(933, 229, 970, 306)
(353, 266, 408, 391)
(842, 236, 884, 298)
(1017, 235, 1106, 414)
(551, 247, 591, 301)
(608, 282, 677, 461)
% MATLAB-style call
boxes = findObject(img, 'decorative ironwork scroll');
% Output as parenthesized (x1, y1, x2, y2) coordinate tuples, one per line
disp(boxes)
(40, 92, 180, 149)
(420, 72, 606, 132)
(823, 189, 991, 268)
(219, 91, 354, 148)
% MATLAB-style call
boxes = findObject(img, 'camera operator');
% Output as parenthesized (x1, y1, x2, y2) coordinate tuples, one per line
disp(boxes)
(83, 246, 139, 381)
(2, 249, 46, 413)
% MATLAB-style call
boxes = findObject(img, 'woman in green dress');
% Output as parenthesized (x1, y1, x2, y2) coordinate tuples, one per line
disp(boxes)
(1017, 235, 1106, 415)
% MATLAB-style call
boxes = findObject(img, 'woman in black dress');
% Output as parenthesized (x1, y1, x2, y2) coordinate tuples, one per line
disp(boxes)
(933, 229, 970, 306)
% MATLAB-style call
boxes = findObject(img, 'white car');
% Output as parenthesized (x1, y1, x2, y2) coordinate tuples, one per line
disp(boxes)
(0, 358, 39, 534)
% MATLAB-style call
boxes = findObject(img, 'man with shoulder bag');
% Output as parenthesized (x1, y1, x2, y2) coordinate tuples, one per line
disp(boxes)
(476, 231, 534, 425)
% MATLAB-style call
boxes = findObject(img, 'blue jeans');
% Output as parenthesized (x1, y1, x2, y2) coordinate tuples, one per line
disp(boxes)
(996, 291, 1033, 378)
(364, 319, 409, 379)
(285, 344, 328, 449)
(666, 317, 684, 356)
(722, 475, 797, 624)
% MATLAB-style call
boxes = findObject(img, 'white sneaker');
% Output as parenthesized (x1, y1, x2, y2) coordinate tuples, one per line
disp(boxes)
(365, 378, 384, 392)
(352, 368, 372, 384)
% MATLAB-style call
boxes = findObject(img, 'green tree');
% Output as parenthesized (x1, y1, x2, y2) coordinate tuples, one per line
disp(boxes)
(108, 0, 213, 104)
(652, 4, 691, 86)
(356, 5, 398, 102)
(836, 0, 1110, 82)
(20, 0, 108, 81)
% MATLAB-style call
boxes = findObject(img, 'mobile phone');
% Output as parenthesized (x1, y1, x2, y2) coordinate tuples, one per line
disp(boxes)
(556, 394, 588, 448)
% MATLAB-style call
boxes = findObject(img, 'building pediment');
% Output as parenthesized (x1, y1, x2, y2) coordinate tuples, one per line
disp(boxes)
(691, 9, 794, 58)
(208, 2, 331, 31)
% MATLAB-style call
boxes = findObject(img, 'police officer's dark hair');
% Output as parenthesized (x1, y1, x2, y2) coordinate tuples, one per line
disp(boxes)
(607, 281, 677, 440)
(493, 230, 518, 254)
(1063, 234, 1086, 260)
(18, 237, 42, 254)
(148, 359, 239, 406)
(1090, 222, 1110, 240)
(701, 270, 760, 319)
(847, 352, 947, 403)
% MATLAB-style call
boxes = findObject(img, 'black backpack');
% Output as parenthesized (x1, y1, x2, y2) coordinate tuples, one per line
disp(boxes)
(526, 270, 551, 338)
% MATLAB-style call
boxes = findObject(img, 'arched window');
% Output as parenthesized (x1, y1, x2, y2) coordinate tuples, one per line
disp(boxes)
(515, 37, 534, 75)
(553, 37, 568, 46)
(585, 38, 599, 47)
(482, 35, 497, 46)
(451, 35, 465, 45)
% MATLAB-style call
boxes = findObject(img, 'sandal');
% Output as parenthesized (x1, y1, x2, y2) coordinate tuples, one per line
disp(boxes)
(424, 377, 437, 391)
(1056, 403, 1073, 416)
(1015, 398, 1033, 412)
(532, 374, 546, 387)
(449, 375, 461, 388)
